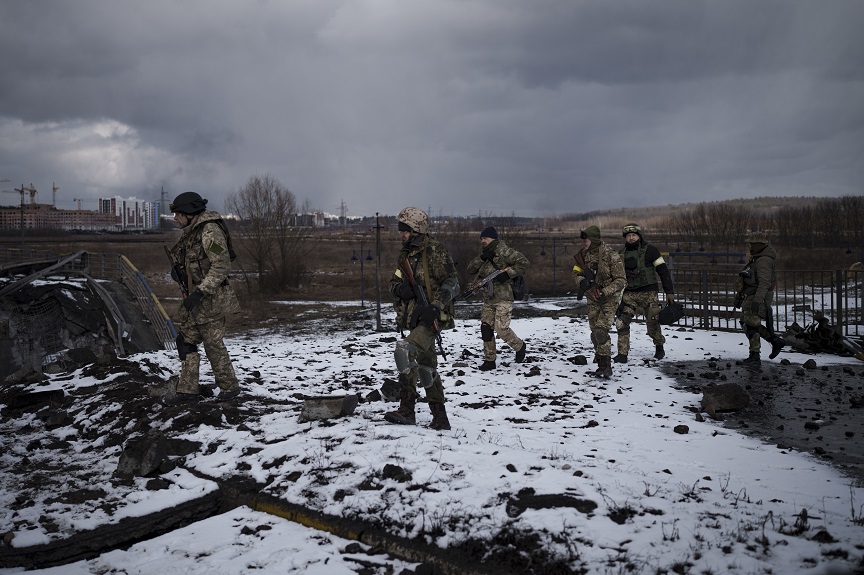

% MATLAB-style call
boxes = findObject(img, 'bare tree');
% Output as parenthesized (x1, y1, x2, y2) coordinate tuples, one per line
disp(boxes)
(226, 174, 310, 293)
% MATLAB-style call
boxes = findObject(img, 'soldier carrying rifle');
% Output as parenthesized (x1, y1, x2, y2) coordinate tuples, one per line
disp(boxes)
(385, 207, 459, 431)
(734, 231, 786, 370)
(572, 226, 626, 379)
(465, 226, 530, 371)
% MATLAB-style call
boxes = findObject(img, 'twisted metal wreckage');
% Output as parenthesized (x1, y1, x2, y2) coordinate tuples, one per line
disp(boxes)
(0, 250, 175, 383)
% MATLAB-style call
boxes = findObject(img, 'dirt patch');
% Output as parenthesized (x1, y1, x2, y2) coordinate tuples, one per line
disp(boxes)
(660, 356, 864, 484)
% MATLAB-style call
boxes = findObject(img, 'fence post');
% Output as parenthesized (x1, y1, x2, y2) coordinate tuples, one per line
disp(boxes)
(835, 270, 844, 336)
(700, 269, 710, 329)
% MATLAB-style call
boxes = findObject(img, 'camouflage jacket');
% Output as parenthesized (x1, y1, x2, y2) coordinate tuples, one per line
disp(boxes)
(389, 233, 459, 331)
(170, 210, 240, 323)
(572, 241, 626, 299)
(465, 240, 530, 303)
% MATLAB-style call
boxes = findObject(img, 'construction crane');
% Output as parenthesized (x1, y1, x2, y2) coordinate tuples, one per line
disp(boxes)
(73, 198, 84, 210)
(52, 182, 59, 207)
(24, 183, 37, 205)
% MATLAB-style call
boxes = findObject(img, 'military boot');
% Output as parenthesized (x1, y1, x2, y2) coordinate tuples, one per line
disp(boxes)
(384, 389, 416, 425)
(478, 360, 496, 371)
(515, 342, 527, 363)
(594, 355, 613, 379)
(428, 402, 451, 431)
(654, 344, 665, 360)
(736, 351, 761, 370)
(613, 354, 628, 364)
(769, 337, 786, 360)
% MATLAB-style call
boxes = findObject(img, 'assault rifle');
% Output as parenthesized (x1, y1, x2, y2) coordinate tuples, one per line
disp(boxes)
(457, 268, 508, 301)
(398, 256, 447, 360)
(164, 245, 189, 298)
(572, 252, 596, 301)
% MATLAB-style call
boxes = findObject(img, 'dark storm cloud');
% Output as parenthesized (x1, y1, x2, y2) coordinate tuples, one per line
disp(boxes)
(0, 0, 861, 216)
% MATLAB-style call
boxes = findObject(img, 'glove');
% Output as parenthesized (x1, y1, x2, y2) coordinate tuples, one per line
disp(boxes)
(750, 302, 762, 315)
(480, 252, 494, 262)
(419, 304, 439, 327)
(579, 278, 592, 293)
(398, 282, 415, 301)
(494, 272, 510, 283)
(183, 289, 205, 312)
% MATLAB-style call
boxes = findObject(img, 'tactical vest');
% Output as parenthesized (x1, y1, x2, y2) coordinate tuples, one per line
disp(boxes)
(621, 243, 656, 290)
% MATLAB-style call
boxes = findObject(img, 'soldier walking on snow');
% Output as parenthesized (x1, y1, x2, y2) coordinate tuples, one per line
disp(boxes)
(734, 231, 786, 370)
(614, 223, 675, 364)
(572, 226, 626, 379)
(465, 226, 530, 371)
(164, 192, 241, 405)
(384, 207, 460, 431)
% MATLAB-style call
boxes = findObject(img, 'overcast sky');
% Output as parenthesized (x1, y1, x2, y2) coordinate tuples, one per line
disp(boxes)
(1, 0, 862, 218)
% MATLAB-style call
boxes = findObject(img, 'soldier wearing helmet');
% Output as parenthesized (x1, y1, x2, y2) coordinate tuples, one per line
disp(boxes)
(572, 225, 626, 379)
(734, 231, 785, 369)
(164, 191, 241, 405)
(614, 223, 675, 364)
(385, 207, 459, 430)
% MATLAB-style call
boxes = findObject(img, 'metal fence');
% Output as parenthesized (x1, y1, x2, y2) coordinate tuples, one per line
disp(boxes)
(669, 258, 863, 338)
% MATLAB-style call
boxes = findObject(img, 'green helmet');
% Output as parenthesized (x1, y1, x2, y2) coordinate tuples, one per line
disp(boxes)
(622, 223, 642, 238)
(745, 231, 768, 244)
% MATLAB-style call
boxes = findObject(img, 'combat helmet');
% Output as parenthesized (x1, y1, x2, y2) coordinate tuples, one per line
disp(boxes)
(397, 207, 429, 234)
(744, 231, 768, 244)
(622, 223, 642, 238)
(170, 192, 208, 215)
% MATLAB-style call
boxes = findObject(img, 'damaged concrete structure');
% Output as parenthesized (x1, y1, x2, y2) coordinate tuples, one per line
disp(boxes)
(0, 249, 175, 382)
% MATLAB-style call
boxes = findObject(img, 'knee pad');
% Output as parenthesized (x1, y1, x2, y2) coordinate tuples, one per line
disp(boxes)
(176, 334, 198, 361)
(591, 327, 610, 345)
(481, 322, 495, 342)
(394, 339, 418, 375)
(615, 314, 632, 334)
(417, 365, 435, 388)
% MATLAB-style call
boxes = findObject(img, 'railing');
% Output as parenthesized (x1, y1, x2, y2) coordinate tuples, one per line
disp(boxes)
(668, 258, 862, 338)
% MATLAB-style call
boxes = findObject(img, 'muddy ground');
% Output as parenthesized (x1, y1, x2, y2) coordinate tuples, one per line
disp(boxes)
(660, 355, 864, 484)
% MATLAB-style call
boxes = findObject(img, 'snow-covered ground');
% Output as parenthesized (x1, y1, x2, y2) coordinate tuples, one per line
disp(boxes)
(2, 299, 863, 574)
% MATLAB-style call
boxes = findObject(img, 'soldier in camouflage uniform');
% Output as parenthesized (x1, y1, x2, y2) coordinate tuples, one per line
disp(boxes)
(465, 226, 530, 371)
(572, 225, 626, 378)
(614, 223, 675, 363)
(734, 231, 786, 370)
(164, 192, 241, 404)
(384, 207, 460, 431)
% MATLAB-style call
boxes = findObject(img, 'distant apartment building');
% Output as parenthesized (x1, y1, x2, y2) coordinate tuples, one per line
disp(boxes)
(0, 195, 161, 231)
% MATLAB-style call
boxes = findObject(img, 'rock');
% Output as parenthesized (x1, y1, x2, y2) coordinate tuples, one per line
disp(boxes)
(298, 394, 359, 422)
(569, 355, 588, 365)
(803, 359, 818, 369)
(673, 425, 689, 434)
(115, 431, 169, 478)
(700, 383, 752, 420)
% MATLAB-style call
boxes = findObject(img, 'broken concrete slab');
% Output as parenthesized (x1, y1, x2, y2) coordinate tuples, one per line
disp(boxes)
(298, 394, 359, 422)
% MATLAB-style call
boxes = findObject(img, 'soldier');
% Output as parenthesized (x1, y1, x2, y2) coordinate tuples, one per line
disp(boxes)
(572, 225, 626, 378)
(164, 191, 241, 404)
(465, 227, 530, 371)
(735, 231, 786, 369)
(384, 207, 460, 430)
(614, 223, 675, 363)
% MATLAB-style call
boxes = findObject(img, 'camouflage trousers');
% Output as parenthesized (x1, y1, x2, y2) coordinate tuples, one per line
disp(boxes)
(741, 293, 774, 353)
(177, 317, 239, 394)
(397, 323, 446, 404)
(587, 297, 619, 357)
(616, 290, 665, 356)
(480, 301, 523, 361)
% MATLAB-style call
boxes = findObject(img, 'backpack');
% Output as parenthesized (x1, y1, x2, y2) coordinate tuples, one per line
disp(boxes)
(511, 275, 527, 301)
